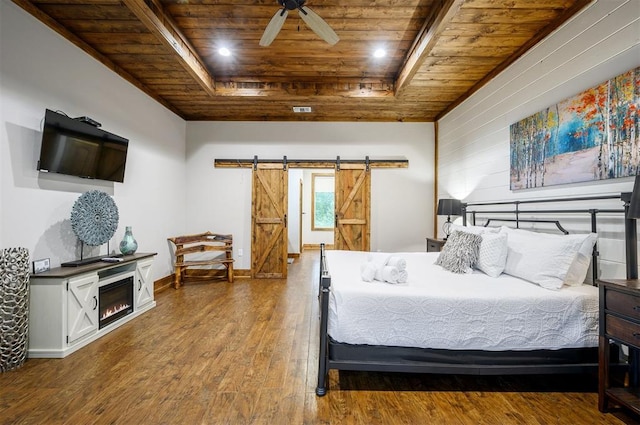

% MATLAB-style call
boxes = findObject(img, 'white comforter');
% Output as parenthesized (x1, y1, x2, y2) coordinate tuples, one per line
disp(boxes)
(326, 250, 599, 351)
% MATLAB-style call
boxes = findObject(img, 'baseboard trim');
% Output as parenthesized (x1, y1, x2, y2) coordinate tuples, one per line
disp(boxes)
(234, 269, 251, 278)
(154, 275, 174, 293)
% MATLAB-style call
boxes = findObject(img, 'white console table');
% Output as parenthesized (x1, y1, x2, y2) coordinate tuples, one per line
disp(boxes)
(28, 253, 156, 358)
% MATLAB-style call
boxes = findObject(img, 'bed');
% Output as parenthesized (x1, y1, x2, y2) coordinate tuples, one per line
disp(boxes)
(315, 194, 630, 396)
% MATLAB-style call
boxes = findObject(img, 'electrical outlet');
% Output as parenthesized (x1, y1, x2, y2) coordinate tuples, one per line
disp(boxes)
(238, 248, 243, 257)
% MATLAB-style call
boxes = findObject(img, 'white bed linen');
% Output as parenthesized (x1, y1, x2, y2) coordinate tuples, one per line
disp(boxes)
(326, 250, 599, 351)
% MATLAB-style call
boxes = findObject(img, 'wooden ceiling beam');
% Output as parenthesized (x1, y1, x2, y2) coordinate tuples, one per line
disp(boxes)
(212, 81, 395, 98)
(121, 0, 216, 97)
(394, 0, 465, 97)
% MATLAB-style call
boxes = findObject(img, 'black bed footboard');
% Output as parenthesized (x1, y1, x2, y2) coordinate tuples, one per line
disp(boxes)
(316, 243, 331, 396)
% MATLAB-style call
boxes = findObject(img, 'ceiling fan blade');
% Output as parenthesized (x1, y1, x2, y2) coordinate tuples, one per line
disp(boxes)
(260, 9, 289, 47)
(297, 6, 339, 45)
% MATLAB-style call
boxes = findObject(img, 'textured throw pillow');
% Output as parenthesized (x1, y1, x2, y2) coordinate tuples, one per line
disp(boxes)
(435, 231, 482, 274)
(475, 232, 508, 278)
(499, 226, 591, 290)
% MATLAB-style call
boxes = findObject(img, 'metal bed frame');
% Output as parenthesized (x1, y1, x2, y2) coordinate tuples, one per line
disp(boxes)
(316, 193, 631, 396)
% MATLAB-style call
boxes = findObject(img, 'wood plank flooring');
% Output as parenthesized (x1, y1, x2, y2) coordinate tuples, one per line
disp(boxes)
(1, 250, 638, 424)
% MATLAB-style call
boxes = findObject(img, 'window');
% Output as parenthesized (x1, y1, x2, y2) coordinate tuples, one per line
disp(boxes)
(312, 173, 335, 230)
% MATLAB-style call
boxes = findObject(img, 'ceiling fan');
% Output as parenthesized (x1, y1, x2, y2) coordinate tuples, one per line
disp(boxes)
(259, 0, 339, 47)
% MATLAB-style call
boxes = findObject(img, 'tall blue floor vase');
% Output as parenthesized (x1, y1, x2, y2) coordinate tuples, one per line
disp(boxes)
(0, 247, 30, 372)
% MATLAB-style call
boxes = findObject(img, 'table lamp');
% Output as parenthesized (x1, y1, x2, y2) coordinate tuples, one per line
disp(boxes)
(437, 198, 462, 240)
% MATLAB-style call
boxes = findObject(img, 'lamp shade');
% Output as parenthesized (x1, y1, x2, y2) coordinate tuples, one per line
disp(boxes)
(437, 198, 462, 216)
(629, 175, 640, 219)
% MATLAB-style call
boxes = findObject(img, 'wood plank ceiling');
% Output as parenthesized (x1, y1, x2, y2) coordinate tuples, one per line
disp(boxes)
(12, 0, 591, 122)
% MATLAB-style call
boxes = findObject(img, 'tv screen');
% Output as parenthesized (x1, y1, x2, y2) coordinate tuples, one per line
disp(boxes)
(38, 109, 129, 183)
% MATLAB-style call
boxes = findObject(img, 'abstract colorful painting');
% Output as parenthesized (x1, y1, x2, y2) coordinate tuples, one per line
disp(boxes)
(510, 66, 639, 190)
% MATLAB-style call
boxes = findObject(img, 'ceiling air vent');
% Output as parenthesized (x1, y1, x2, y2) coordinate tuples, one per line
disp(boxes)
(292, 106, 312, 113)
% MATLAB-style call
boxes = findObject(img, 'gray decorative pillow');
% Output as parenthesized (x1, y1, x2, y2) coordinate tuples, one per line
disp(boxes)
(435, 231, 482, 274)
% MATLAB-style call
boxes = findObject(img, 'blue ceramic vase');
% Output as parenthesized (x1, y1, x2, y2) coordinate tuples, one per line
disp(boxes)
(119, 226, 138, 255)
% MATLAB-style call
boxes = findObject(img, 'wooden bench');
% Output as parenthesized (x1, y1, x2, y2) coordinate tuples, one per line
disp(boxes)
(167, 232, 234, 289)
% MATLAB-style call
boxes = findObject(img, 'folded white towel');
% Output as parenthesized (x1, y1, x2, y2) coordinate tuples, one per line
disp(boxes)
(374, 263, 384, 282)
(360, 261, 377, 282)
(379, 265, 399, 283)
(396, 269, 408, 283)
(386, 256, 406, 271)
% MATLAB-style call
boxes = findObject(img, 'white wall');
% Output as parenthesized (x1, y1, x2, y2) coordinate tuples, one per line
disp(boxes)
(186, 121, 435, 270)
(437, 0, 640, 278)
(0, 0, 187, 281)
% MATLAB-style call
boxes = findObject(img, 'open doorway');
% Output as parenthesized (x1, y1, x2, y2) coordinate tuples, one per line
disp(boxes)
(287, 169, 335, 258)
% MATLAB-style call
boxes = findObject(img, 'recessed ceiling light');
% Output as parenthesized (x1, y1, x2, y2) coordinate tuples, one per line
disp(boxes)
(373, 48, 386, 58)
(218, 47, 231, 57)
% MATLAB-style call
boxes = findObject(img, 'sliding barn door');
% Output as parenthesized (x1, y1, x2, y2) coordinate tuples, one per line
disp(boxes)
(334, 164, 370, 251)
(252, 164, 288, 278)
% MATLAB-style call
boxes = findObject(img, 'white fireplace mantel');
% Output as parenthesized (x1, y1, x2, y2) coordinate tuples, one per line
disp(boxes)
(28, 253, 156, 358)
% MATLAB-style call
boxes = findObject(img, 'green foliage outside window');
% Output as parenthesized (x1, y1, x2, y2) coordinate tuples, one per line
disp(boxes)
(312, 173, 335, 230)
(314, 192, 335, 228)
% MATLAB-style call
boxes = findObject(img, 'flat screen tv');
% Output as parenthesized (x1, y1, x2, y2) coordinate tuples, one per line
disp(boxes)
(37, 109, 129, 183)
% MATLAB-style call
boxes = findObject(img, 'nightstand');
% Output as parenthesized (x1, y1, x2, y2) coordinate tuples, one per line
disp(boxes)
(598, 278, 640, 415)
(426, 237, 446, 252)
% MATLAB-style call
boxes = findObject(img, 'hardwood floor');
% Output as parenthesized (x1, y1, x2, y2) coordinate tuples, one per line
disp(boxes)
(1, 250, 638, 424)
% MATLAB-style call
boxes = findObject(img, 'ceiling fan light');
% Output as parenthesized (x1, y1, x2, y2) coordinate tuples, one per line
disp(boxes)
(282, 0, 304, 10)
(218, 47, 231, 57)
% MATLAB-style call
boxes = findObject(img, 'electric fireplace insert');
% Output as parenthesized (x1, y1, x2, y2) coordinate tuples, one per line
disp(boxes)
(99, 275, 133, 329)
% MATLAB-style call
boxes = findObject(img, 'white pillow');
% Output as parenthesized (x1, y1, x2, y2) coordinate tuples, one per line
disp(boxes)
(499, 226, 594, 290)
(450, 223, 500, 235)
(503, 227, 597, 285)
(475, 232, 508, 278)
(564, 233, 597, 285)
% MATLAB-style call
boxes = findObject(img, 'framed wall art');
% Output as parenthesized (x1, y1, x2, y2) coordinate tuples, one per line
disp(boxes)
(510, 66, 639, 190)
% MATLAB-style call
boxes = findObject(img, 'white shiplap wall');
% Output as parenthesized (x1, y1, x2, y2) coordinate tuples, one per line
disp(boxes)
(437, 0, 640, 279)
